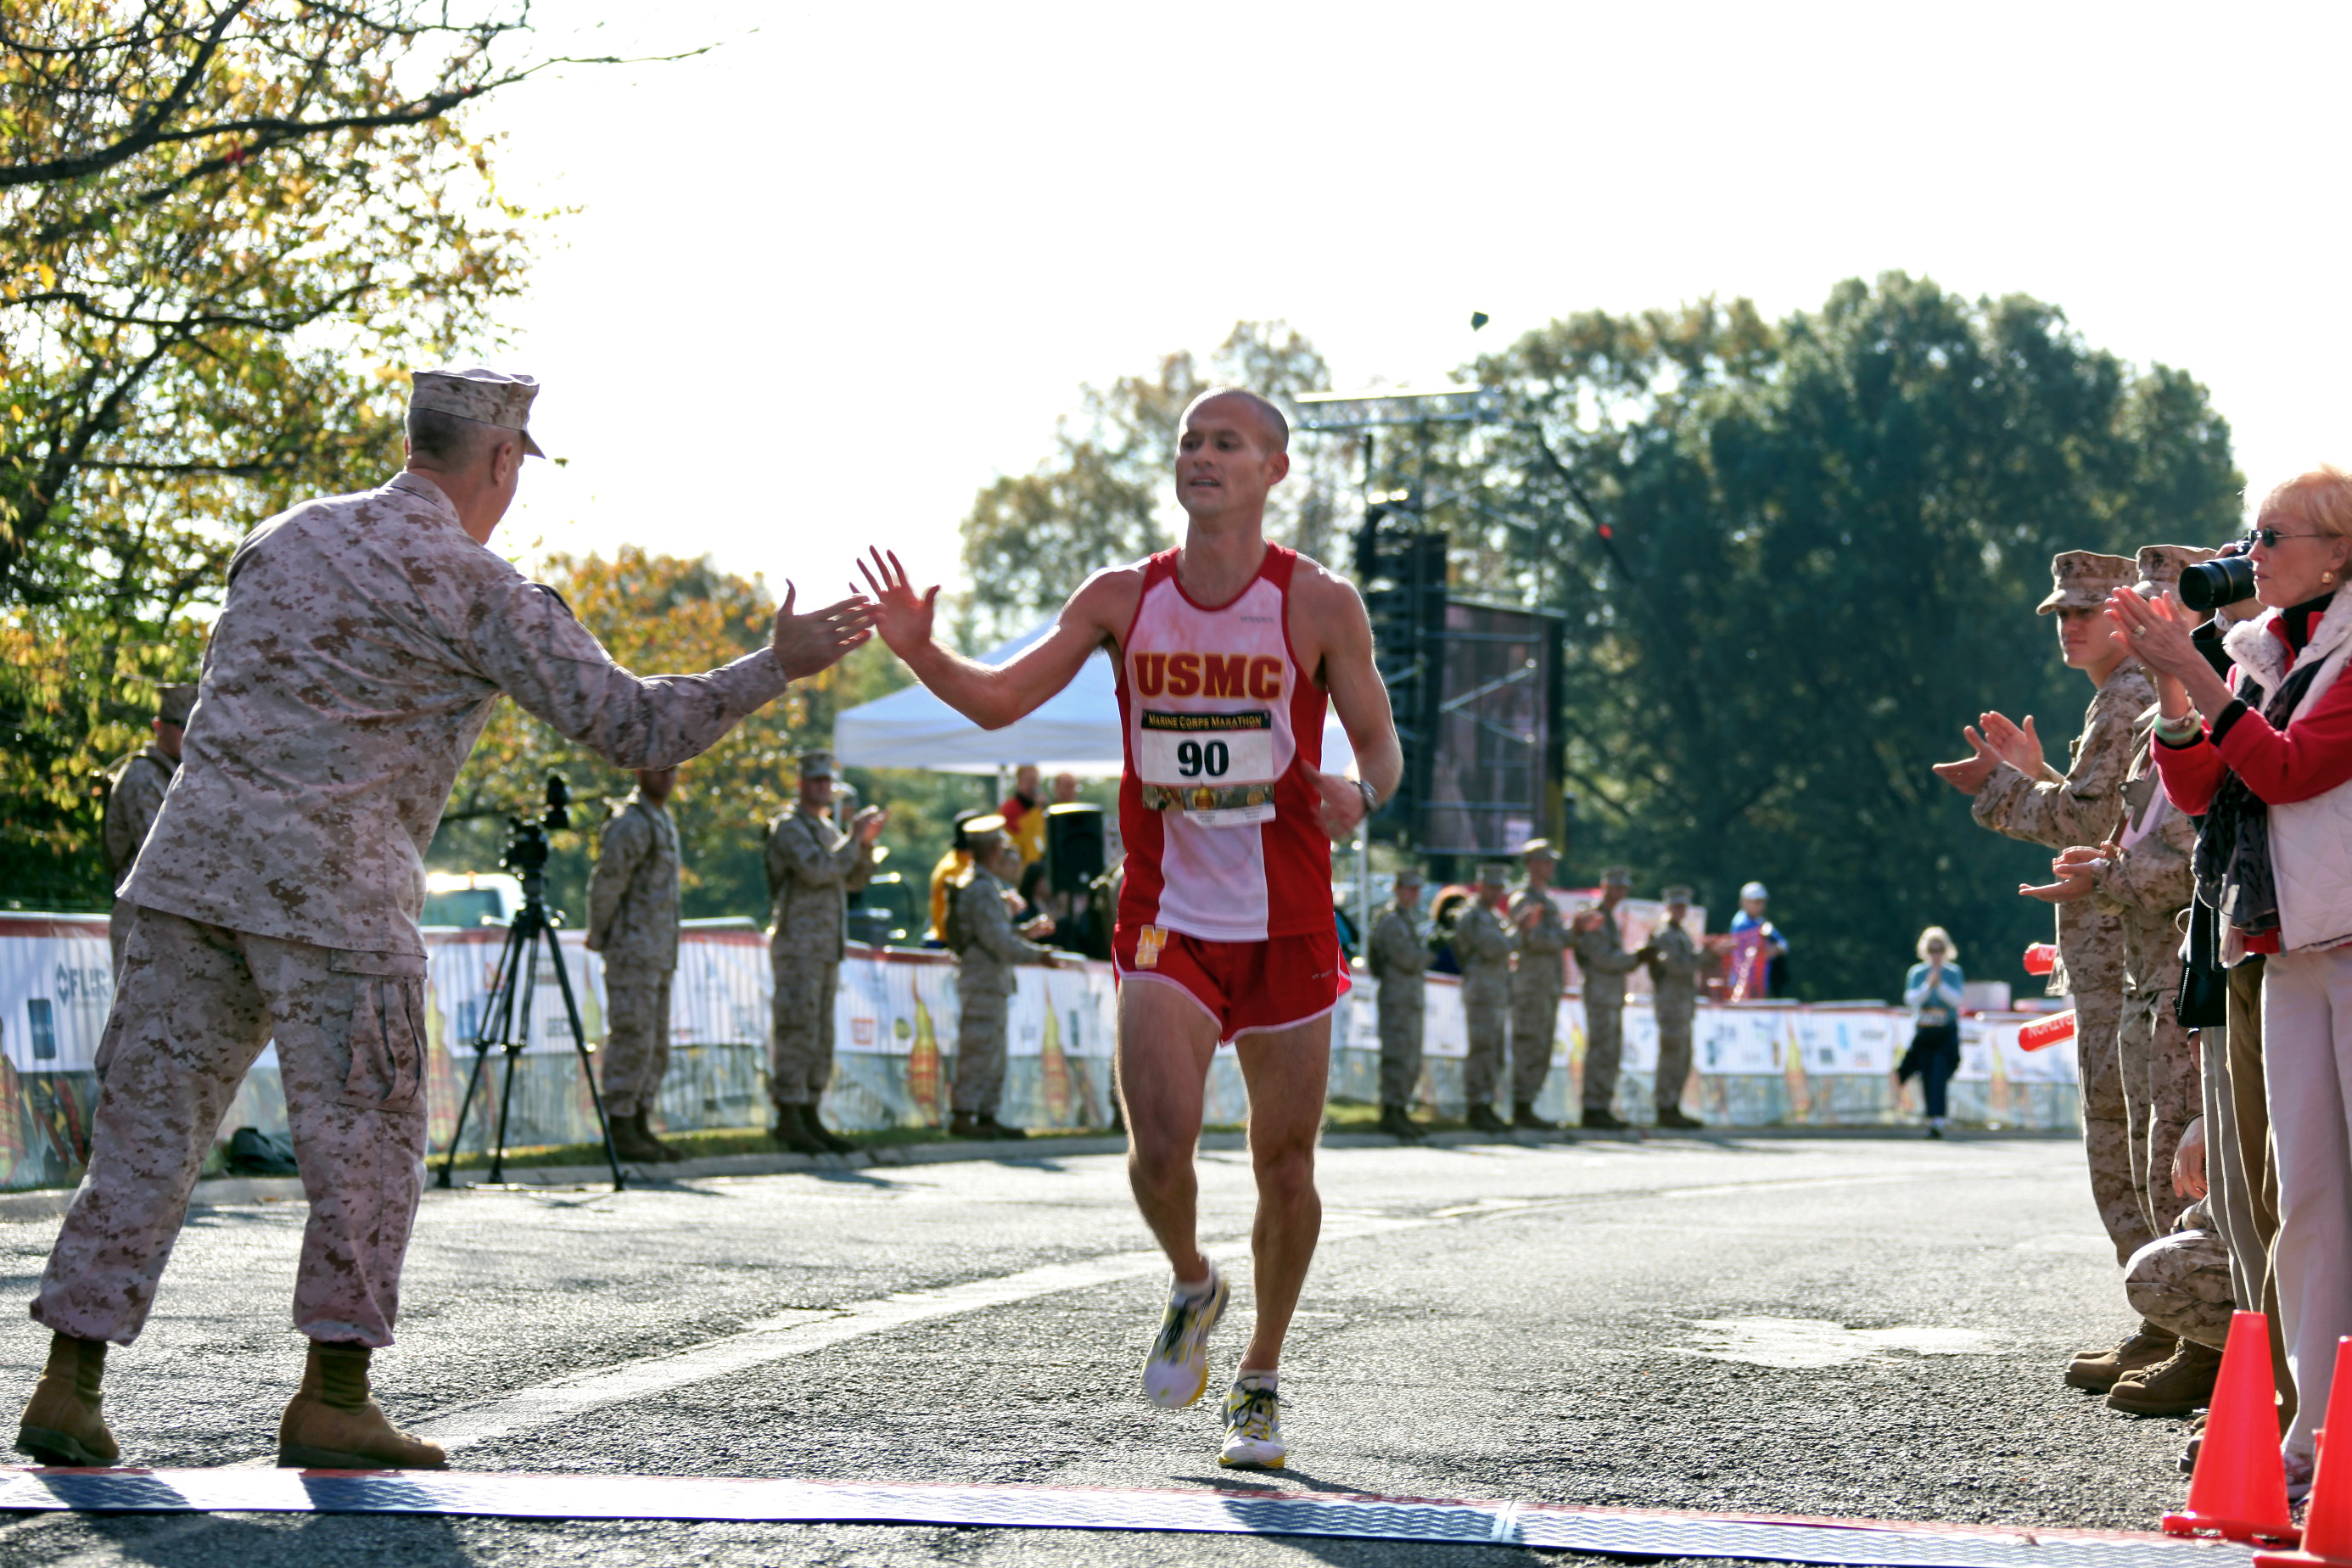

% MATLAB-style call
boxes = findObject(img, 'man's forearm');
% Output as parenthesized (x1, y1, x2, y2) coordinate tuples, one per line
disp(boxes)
(901, 639, 1024, 731)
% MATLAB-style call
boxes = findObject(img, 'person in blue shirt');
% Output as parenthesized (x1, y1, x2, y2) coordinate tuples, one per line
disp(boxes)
(1728, 882, 1789, 997)
(1896, 928, 1967, 1136)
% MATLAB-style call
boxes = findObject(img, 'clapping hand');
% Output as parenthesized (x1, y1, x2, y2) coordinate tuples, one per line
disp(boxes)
(2107, 587, 2205, 684)
(854, 804, 888, 845)
(1931, 724, 2003, 796)
(2019, 845, 2104, 904)
(770, 581, 876, 680)
(1976, 712, 2049, 780)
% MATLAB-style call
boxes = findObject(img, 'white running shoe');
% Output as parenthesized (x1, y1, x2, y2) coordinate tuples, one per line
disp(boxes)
(1142, 1263, 1226, 1408)
(1218, 1377, 1286, 1469)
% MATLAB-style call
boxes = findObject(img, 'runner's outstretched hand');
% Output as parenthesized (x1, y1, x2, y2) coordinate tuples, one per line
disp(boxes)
(771, 582, 876, 680)
(857, 549, 939, 659)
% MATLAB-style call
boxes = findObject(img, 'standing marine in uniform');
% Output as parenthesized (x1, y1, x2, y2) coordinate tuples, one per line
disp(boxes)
(100, 684, 195, 972)
(948, 820, 1061, 1139)
(586, 766, 683, 1166)
(17, 367, 875, 1472)
(2024, 545, 2216, 1414)
(1646, 885, 1707, 1129)
(1569, 866, 1644, 1131)
(1454, 862, 1519, 1135)
(1367, 864, 1430, 1140)
(765, 749, 885, 1156)
(1934, 547, 2159, 1389)
(1506, 840, 1569, 1131)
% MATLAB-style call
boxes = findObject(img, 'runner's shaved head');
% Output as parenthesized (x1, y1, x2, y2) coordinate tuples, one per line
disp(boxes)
(1180, 387, 1289, 455)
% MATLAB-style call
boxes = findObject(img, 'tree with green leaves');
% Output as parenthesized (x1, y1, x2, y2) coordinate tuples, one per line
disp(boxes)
(0, 2, 638, 908)
(1414, 273, 2242, 999)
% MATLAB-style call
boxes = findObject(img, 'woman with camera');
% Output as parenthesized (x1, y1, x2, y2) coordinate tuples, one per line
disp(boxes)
(1896, 927, 1965, 1137)
(2112, 467, 2352, 1486)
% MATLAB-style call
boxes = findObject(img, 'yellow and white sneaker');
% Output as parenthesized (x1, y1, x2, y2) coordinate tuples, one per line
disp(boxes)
(1218, 1375, 1285, 1469)
(1142, 1263, 1226, 1408)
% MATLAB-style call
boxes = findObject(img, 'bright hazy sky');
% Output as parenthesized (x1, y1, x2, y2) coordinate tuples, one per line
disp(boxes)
(475, 2, 2352, 601)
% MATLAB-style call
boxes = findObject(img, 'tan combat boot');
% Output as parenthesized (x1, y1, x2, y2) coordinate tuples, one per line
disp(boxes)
(17, 1333, 120, 1467)
(2065, 1322, 2177, 1392)
(638, 1110, 686, 1163)
(2107, 1337, 2225, 1417)
(608, 1110, 667, 1164)
(277, 1341, 445, 1470)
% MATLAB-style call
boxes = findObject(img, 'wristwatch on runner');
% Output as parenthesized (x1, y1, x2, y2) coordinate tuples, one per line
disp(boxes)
(1356, 779, 1380, 816)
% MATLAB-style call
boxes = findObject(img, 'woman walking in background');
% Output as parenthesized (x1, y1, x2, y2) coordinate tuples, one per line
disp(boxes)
(1897, 928, 1966, 1137)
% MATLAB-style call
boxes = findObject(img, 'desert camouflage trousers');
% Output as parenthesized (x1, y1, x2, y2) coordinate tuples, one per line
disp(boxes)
(1377, 991, 1425, 1107)
(600, 964, 673, 1120)
(1461, 988, 1509, 1109)
(1582, 991, 1625, 1112)
(2075, 987, 2157, 1268)
(769, 955, 838, 1108)
(1656, 1008, 1694, 1113)
(2125, 1201, 2235, 1351)
(953, 983, 1008, 1117)
(36, 904, 426, 1348)
(2120, 985, 2198, 1242)
(1508, 986, 1560, 1106)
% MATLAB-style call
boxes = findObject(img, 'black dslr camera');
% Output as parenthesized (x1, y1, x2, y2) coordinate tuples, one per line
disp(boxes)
(500, 773, 571, 876)
(2181, 538, 2257, 613)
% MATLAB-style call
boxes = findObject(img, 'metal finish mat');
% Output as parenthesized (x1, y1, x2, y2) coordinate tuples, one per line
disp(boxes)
(0, 1468, 2254, 1567)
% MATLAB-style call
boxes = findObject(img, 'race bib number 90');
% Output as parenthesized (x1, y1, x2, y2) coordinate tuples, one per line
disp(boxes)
(1139, 710, 1279, 825)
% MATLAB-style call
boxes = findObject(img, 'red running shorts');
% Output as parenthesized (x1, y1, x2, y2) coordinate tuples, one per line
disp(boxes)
(1111, 921, 1350, 1043)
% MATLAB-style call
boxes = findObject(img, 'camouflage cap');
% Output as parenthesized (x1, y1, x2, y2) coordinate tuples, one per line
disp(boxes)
(1519, 837, 1559, 862)
(409, 367, 546, 458)
(1476, 861, 1513, 888)
(155, 683, 197, 727)
(1661, 884, 1694, 903)
(2135, 544, 2219, 601)
(2036, 550, 2136, 614)
(1599, 865, 1632, 887)
(1392, 863, 1425, 886)
(796, 749, 837, 779)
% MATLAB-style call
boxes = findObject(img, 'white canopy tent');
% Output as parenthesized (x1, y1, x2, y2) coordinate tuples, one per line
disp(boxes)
(834, 623, 1359, 778)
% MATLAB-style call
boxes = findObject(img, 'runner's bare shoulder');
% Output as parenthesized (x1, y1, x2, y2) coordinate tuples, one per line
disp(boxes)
(1065, 559, 1151, 654)
(1280, 552, 1375, 682)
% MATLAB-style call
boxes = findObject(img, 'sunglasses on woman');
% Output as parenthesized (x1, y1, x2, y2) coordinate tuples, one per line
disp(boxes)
(2249, 526, 2325, 548)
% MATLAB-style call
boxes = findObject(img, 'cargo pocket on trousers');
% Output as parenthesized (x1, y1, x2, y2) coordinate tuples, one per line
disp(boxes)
(330, 949, 428, 1114)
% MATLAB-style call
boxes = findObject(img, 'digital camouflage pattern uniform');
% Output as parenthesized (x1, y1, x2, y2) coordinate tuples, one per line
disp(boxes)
(1570, 909, 1646, 1115)
(586, 787, 680, 1122)
(1973, 658, 2159, 1266)
(1367, 898, 1430, 1110)
(2091, 727, 2201, 1242)
(40, 470, 793, 1349)
(1507, 888, 1567, 1107)
(2124, 1197, 2235, 1352)
(1646, 920, 1706, 1114)
(1453, 899, 1516, 1112)
(101, 745, 177, 972)
(950, 863, 1056, 1118)
(764, 804, 873, 1111)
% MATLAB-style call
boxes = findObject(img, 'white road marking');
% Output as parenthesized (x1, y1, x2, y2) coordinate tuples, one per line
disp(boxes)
(1677, 1315, 1993, 1369)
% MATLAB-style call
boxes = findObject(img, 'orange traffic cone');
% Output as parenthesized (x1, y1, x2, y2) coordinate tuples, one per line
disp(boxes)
(2254, 1338, 2352, 1568)
(2165, 1311, 2299, 1545)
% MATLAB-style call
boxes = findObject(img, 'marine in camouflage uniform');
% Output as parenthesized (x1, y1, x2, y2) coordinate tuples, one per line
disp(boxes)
(100, 685, 194, 973)
(764, 750, 880, 1155)
(1453, 865, 1517, 1134)
(1506, 840, 1569, 1130)
(949, 828, 1059, 1137)
(1569, 867, 1644, 1131)
(1367, 865, 1430, 1139)
(20, 367, 866, 1473)
(2109, 1196, 2232, 1415)
(1646, 887, 1707, 1128)
(1956, 549, 2164, 1388)
(586, 770, 683, 1164)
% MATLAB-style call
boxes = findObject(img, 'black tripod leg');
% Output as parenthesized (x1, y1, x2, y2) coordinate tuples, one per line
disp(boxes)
(439, 922, 524, 1190)
(489, 932, 537, 1185)
(543, 925, 625, 1191)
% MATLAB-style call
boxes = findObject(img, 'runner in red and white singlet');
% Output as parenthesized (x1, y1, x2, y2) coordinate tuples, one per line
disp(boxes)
(1112, 544, 1350, 1040)
(861, 387, 1401, 1471)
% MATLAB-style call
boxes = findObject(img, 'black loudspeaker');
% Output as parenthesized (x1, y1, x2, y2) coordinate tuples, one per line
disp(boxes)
(1045, 803, 1106, 894)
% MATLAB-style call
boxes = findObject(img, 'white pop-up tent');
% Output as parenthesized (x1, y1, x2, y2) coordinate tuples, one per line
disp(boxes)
(835, 623, 1358, 777)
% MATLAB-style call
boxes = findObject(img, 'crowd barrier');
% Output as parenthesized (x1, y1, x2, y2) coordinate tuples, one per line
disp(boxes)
(0, 913, 2079, 1192)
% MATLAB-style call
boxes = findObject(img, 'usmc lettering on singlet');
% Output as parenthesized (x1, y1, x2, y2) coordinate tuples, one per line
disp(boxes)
(1130, 653, 1285, 701)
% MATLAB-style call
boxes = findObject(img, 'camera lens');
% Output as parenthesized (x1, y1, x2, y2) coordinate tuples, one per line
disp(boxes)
(2180, 555, 2258, 613)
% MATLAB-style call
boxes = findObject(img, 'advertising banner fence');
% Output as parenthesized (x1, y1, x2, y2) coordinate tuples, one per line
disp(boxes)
(0, 915, 2079, 1192)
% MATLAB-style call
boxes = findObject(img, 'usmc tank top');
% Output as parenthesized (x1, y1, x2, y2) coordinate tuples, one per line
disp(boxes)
(1114, 546, 1332, 943)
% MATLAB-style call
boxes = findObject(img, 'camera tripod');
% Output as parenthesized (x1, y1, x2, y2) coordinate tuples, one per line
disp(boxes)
(436, 778, 626, 1192)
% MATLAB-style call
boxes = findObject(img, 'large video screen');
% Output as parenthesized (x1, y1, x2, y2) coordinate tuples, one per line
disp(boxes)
(1418, 602, 1555, 855)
